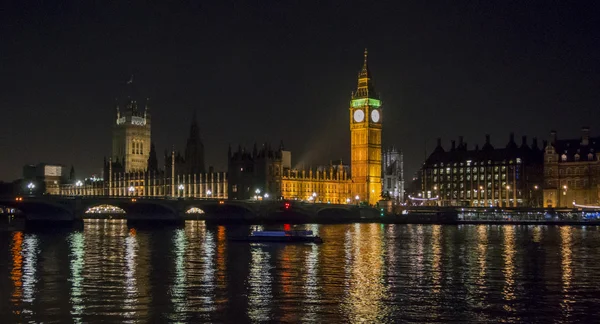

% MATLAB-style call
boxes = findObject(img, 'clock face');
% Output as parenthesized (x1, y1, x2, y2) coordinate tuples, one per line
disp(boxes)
(371, 109, 380, 123)
(353, 109, 365, 122)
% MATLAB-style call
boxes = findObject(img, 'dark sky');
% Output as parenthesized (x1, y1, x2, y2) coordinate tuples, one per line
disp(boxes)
(1, 1, 599, 182)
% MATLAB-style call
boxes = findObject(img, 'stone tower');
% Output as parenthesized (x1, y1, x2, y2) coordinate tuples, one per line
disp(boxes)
(184, 110, 206, 174)
(111, 77, 152, 172)
(350, 49, 382, 205)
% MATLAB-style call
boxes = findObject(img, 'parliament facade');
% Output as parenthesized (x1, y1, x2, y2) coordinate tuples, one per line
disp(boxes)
(227, 50, 383, 205)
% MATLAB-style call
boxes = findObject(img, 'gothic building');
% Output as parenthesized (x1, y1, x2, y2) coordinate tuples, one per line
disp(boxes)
(183, 111, 205, 174)
(382, 147, 404, 202)
(543, 127, 600, 208)
(111, 87, 151, 173)
(421, 134, 544, 207)
(228, 49, 382, 205)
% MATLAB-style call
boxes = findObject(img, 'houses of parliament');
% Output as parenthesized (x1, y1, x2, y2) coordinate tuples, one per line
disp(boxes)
(58, 50, 403, 206)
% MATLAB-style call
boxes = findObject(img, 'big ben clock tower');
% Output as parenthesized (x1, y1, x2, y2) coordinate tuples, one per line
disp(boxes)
(350, 49, 382, 206)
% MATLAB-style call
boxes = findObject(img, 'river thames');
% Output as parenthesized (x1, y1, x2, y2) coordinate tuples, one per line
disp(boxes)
(1, 221, 599, 323)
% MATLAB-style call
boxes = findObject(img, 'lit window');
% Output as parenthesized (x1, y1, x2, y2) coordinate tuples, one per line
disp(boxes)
(561, 154, 567, 162)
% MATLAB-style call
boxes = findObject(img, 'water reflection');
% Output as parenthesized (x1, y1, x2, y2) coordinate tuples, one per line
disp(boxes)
(248, 245, 272, 322)
(22, 233, 39, 309)
(344, 223, 389, 323)
(560, 226, 574, 316)
(11, 231, 23, 310)
(2, 223, 600, 322)
(502, 226, 516, 314)
(68, 232, 85, 322)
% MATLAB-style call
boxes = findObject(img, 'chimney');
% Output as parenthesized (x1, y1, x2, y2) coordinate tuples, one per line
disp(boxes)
(509, 132, 515, 143)
(451, 140, 456, 151)
(532, 137, 539, 149)
(485, 134, 491, 144)
(436, 138, 442, 147)
(582, 126, 590, 146)
(458, 136, 464, 148)
(550, 130, 557, 145)
(521, 136, 527, 147)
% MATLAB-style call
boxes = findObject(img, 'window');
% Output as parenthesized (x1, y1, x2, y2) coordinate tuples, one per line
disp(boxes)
(588, 153, 594, 160)
(561, 154, 567, 162)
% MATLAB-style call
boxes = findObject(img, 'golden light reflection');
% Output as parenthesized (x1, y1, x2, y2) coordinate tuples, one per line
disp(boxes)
(11, 231, 23, 309)
(476, 225, 488, 288)
(216, 226, 228, 297)
(344, 223, 389, 323)
(532, 226, 542, 243)
(502, 226, 516, 312)
(431, 225, 442, 295)
(559, 226, 574, 314)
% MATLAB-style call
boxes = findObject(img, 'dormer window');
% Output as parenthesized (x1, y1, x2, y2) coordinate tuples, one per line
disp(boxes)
(561, 154, 567, 162)
(589, 153, 594, 161)
(575, 154, 580, 162)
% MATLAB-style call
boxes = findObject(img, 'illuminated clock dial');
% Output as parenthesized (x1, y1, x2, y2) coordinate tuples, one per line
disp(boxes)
(371, 109, 380, 123)
(353, 109, 365, 122)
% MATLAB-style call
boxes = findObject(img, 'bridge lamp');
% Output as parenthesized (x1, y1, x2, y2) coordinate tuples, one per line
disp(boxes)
(255, 188, 261, 194)
(355, 195, 359, 201)
(27, 182, 35, 190)
(346, 198, 351, 203)
(178, 184, 184, 191)
(128, 186, 135, 194)
(206, 189, 212, 197)
(264, 193, 269, 199)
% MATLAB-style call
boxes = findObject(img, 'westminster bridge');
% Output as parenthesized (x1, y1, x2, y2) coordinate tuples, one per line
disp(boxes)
(0, 195, 379, 225)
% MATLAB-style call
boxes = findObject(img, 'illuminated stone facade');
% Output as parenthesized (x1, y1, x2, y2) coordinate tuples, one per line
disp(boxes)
(227, 50, 382, 205)
(112, 97, 151, 173)
(382, 147, 404, 202)
(543, 128, 600, 208)
(421, 134, 544, 207)
(350, 49, 382, 206)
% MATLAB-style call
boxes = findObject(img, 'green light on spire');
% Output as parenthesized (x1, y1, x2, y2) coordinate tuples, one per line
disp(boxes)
(351, 98, 381, 108)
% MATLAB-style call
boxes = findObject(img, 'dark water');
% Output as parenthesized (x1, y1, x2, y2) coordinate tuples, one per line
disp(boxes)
(1, 221, 599, 323)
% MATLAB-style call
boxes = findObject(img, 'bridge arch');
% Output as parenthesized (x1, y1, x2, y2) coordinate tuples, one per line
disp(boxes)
(85, 204, 126, 214)
(316, 207, 355, 219)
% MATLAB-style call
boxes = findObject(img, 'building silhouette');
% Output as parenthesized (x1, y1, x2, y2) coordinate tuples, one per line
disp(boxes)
(382, 147, 404, 202)
(421, 134, 544, 207)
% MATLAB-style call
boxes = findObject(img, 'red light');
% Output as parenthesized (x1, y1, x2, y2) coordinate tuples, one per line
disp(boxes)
(283, 224, 291, 231)
(284, 202, 290, 210)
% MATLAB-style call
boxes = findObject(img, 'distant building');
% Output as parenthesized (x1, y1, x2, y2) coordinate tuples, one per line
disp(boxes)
(22, 163, 68, 195)
(382, 147, 404, 202)
(543, 127, 600, 208)
(421, 134, 544, 207)
(227, 143, 352, 203)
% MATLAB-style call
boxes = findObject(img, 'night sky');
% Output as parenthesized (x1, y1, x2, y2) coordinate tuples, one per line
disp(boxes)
(1, 1, 599, 182)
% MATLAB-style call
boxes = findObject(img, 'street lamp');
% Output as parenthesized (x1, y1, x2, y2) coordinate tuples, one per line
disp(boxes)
(355, 195, 360, 205)
(178, 184, 184, 198)
(346, 198, 351, 204)
(264, 193, 269, 199)
(27, 182, 35, 195)
(206, 189, 212, 198)
(75, 180, 82, 196)
(312, 192, 317, 203)
(128, 186, 135, 196)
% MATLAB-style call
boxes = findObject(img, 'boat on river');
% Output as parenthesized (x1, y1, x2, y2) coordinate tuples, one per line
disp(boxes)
(230, 229, 323, 244)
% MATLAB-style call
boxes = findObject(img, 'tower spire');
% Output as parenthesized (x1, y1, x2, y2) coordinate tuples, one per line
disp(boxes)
(354, 48, 377, 99)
